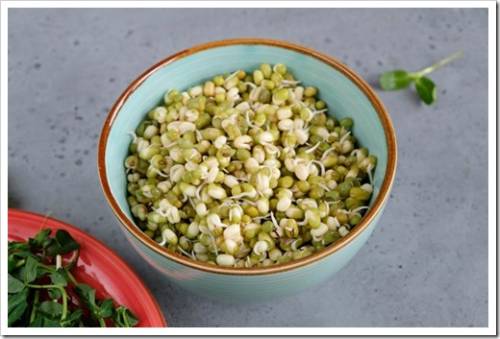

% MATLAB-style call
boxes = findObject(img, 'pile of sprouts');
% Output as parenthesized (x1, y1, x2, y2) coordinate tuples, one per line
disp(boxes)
(125, 63, 377, 268)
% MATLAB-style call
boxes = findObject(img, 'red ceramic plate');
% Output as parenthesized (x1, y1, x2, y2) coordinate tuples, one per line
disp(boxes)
(8, 209, 167, 327)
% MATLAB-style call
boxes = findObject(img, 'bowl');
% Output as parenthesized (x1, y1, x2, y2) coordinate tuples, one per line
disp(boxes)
(8, 209, 167, 326)
(98, 38, 397, 301)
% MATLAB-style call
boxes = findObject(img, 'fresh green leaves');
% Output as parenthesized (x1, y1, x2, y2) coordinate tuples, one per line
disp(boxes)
(98, 299, 115, 319)
(75, 283, 97, 311)
(75, 284, 125, 326)
(29, 228, 51, 248)
(24, 228, 80, 257)
(379, 51, 462, 105)
(45, 230, 80, 257)
(8, 228, 139, 327)
(114, 306, 139, 328)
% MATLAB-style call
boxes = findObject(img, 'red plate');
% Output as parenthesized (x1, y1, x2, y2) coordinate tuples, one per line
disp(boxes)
(8, 208, 167, 327)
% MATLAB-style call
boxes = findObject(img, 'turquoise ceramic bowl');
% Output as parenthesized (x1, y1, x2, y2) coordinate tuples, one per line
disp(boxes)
(98, 39, 397, 301)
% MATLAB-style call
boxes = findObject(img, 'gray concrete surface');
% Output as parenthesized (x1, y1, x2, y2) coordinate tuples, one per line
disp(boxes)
(8, 8, 488, 327)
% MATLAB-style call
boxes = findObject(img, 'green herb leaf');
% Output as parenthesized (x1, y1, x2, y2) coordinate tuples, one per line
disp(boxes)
(113, 306, 139, 327)
(23, 256, 39, 284)
(99, 299, 114, 319)
(38, 301, 63, 319)
(29, 229, 52, 248)
(46, 230, 79, 256)
(8, 241, 30, 252)
(8, 289, 29, 326)
(36, 265, 54, 277)
(60, 309, 83, 327)
(8, 255, 19, 273)
(415, 76, 437, 105)
(76, 283, 106, 325)
(8, 242, 31, 273)
(30, 315, 44, 327)
(50, 270, 68, 287)
(8, 274, 25, 294)
(33, 315, 61, 327)
(379, 70, 414, 90)
(75, 283, 97, 309)
(47, 287, 62, 300)
(55, 230, 79, 254)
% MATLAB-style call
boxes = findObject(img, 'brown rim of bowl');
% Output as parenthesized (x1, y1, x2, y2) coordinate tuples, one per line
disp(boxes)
(97, 38, 398, 276)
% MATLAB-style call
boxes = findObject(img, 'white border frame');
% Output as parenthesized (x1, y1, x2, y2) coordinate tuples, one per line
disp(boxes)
(1, 1, 496, 336)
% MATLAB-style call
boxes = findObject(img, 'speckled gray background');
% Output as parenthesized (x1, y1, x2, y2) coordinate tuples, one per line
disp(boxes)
(8, 8, 488, 327)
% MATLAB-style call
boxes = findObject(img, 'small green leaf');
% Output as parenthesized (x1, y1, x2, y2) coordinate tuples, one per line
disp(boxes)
(8, 255, 19, 273)
(46, 230, 79, 256)
(415, 76, 437, 105)
(23, 256, 39, 283)
(8, 274, 25, 294)
(379, 70, 414, 90)
(38, 301, 63, 319)
(36, 265, 54, 277)
(55, 230, 79, 253)
(47, 287, 62, 300)
(29, 229, 52, 248)
(30, 314, 44, 327)
(99, 299, 114, 318)
(9, 250, 33, 260)
(39, 316, 61, 327)
(75, 283, 97, 309)
(50, 270, 68, 287)
(8, 289, 29, 326)
(60, 309, 83, 327)
(8, 243, 31, 273)
(113, 306, 139, 327)
(8, 241, 30, 252)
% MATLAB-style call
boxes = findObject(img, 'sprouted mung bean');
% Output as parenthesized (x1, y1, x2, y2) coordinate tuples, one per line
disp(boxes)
(125, 63, 377, 268)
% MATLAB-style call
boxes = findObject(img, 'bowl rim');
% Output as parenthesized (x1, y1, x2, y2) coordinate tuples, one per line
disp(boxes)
(97, 38, 398, 276)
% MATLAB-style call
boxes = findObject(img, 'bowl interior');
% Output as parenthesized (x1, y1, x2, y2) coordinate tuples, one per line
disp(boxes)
(105, 44, 388, 235)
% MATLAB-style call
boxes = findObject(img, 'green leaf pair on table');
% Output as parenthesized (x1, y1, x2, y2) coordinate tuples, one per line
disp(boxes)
(379, 51, 463, 105)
